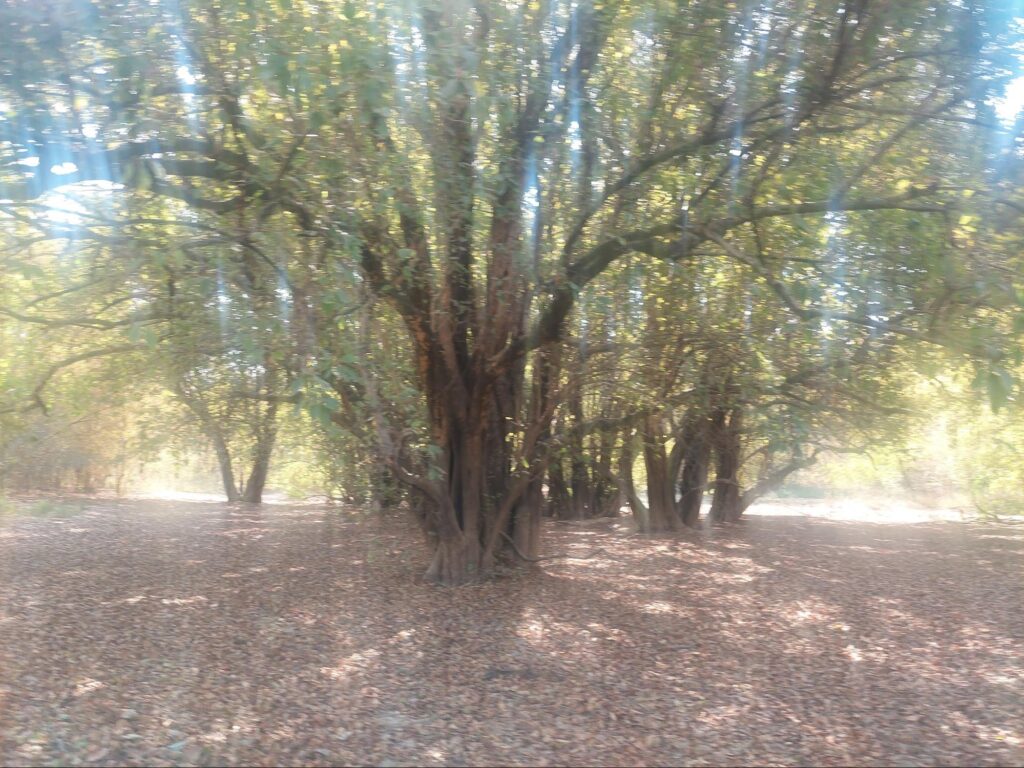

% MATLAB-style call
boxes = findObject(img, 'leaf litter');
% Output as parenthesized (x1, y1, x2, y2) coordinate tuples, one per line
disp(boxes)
(0, 497, 1022, 766)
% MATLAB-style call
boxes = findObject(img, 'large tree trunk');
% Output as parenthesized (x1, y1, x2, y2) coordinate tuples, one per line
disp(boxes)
(240, 397, 279, 504)
(417, 347, 558, 584)
(678, 414, 711, 527)
(709, 408, 744, 523)
(240, 437, 274, 504)
(640, 416, 682, 532)
(616, 430, 650, 531)
(425, 532, 477, 586)
(593, 427, 621, 517)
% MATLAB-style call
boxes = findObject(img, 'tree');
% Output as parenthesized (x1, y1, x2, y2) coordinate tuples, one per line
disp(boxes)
(2, 0, 1021, 582)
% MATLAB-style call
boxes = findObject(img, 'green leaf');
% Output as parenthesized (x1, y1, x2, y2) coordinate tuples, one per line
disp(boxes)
(986, 369, 1013, 411)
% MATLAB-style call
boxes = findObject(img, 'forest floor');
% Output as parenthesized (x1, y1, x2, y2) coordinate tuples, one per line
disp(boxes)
(0, 496, 1022, 767)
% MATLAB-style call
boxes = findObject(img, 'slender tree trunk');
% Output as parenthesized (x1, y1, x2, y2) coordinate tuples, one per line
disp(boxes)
(241, 458, 270, 504)
(509, 344, 561, 565)
(593, 427, 619, 516)
(546, 458, 571, 517)
(569, 456, 591, 518)
(614, 430, 648, 530)
(211, 432, 240, 502)
(738, 451, 818, 514)
(567, 382, 591, 519)
(369, 465, 402, 510)
(175, 384, 240, 502)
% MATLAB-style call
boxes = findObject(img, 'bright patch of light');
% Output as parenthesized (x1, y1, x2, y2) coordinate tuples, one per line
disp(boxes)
(568, 120, 582, 152)
(176, 65, 197, 85)
(43, 193, 88, 226)
(995, 75, 1024, 125)
(521, 184, 539, 213)
(50, 162, 78, 176)
(82, 123, 99, 139)
(749, 498, 966, 524)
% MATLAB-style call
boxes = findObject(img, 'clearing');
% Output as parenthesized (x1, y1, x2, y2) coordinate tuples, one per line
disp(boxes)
(0, 497, 1021, 766)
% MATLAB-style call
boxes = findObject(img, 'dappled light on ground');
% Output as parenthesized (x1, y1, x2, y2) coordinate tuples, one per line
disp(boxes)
(747, 497, 969, 524)
(0, 498, 1022, 766)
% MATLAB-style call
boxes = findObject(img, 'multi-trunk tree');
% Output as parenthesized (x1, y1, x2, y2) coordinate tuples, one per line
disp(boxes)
(1, 0, 1021, 582)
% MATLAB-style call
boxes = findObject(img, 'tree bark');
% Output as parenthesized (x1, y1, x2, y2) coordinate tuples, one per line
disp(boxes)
(709, 408, 744, 523)
(240, 440, 272, 504)
(640, 415, 682, 532)
(211, 430, 241, 502)
(567, 380, 591, 519)
(616, 430, 650, 531)
(546, 457, 571, 517)
(369, 465, 403, 510)
(678, 414, 711, 527)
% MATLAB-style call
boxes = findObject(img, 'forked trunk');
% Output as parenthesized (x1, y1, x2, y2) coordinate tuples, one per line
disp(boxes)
(241, 450, 271, 504)
(241, 401, 278, 504)
(420, 359, 552, 584)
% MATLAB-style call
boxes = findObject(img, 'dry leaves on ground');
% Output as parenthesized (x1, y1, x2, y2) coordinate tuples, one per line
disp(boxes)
(0, 497, 1022, 766)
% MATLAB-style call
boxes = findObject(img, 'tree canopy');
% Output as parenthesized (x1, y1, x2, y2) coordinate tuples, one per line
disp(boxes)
(1, 0, 1022, 583)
